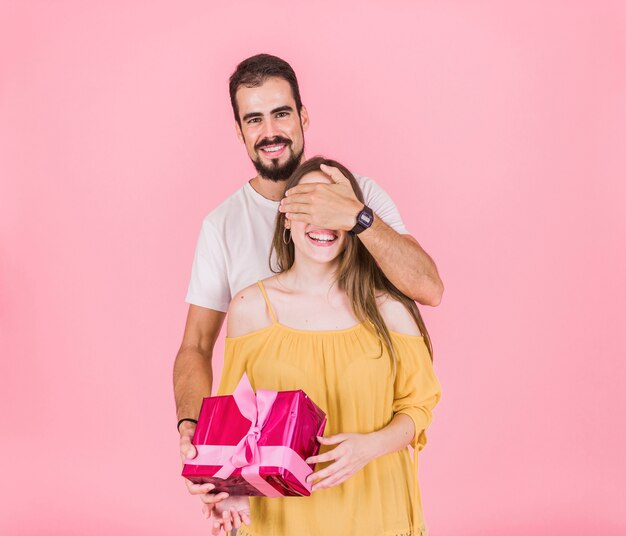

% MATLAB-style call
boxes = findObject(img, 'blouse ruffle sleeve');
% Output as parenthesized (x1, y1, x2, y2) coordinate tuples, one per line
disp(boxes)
(391, 336, 442, 451)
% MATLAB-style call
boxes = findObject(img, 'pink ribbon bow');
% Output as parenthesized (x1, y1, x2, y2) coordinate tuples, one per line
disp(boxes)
(214, 373, 278, 479)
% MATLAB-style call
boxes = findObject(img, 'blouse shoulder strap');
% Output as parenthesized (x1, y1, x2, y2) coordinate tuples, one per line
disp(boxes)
(256, 280, 278, 324)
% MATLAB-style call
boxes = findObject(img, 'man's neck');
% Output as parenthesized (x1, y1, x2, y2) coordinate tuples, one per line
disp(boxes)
(249, 175, 287, 202)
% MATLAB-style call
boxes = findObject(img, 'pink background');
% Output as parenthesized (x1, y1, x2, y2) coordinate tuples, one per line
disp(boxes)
(1, 1, 625, 535)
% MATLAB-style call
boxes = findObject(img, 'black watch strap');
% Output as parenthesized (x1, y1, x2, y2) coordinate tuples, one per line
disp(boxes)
(350, 205, 374, 235)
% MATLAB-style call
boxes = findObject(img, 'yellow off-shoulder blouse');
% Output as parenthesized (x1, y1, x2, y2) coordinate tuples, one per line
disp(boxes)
(217, 282, 441, 536)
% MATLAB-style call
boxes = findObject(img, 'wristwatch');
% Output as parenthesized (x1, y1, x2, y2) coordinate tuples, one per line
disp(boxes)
(350, 205, 374, 235)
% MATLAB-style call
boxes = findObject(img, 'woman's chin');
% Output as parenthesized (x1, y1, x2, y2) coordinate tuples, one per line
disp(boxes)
(296, 249, 342, 266)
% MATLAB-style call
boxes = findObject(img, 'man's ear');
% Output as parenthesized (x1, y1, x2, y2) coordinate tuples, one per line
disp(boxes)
(300, 105, 310, 132)
(235, 121, 244, 143)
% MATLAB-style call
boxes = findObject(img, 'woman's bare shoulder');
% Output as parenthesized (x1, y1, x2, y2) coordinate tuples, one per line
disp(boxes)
(377, 294, 422, 336)
(227, 281, 273, 337)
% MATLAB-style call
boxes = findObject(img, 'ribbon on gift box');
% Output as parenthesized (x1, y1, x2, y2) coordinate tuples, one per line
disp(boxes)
(214, 372, 277, 478)
(186, 373, 313, 497)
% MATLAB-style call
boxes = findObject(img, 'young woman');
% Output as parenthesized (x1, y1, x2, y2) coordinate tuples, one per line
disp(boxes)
(207, 157, 441, 536)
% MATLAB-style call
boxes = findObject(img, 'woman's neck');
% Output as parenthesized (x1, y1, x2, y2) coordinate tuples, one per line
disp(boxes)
(280, 258, 339, 296)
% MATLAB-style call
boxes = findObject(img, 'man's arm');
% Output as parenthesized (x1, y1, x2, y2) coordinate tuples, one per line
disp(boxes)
(174, 305, 231, 512)
(279, 163, 443, 305)
(173, 304, 225, 424)
(357, 217, 443, 305)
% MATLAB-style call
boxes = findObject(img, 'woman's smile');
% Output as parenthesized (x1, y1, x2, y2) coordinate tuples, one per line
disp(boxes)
(305, 229, 339, 247)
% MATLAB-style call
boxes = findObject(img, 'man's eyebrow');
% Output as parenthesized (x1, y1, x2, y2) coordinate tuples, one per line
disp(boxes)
(242, 105, 294, 123)
(242, 111, 263, 122)
(271, 105, 294, 115)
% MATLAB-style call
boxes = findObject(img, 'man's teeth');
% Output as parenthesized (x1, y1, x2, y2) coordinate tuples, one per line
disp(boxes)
(262, 145, 285, 152)
(308, 233, 336, 241)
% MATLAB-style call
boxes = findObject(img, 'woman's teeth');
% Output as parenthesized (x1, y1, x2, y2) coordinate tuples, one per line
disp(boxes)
(307, 232, 336, 242)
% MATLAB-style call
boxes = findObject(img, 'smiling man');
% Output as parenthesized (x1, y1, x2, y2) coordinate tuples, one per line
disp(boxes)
(173, 54, 444, 529)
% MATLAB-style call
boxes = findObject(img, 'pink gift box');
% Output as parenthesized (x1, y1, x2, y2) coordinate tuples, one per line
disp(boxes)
(182, 373, 327, 497)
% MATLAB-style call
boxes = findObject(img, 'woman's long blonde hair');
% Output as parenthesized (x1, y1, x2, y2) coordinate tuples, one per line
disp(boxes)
(270, 156, 433, 376)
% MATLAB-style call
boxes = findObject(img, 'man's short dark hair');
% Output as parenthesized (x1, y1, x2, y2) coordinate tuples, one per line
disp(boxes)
(229, 54, 303, 125)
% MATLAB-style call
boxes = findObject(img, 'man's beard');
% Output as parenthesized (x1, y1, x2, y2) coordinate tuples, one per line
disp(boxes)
(252, 136, 305, 182)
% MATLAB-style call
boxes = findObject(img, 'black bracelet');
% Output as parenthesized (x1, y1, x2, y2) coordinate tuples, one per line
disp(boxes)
(177, 418, 198, 433)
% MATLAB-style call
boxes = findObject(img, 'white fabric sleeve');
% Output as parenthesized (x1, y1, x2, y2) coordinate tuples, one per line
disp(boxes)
(185, 218, 231, 312)
(357, 175, 409, 234)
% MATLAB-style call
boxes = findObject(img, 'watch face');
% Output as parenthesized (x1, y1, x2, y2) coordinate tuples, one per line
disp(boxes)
(358, 211, 373, 226)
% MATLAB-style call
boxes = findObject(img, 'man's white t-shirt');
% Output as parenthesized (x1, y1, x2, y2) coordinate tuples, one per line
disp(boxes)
(186, 175, 408, 312)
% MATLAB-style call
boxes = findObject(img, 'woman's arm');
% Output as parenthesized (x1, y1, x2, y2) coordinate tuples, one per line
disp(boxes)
(304, 414, 416, 491)
(306, 315, 441, 491)
(369, 413, 417, 456)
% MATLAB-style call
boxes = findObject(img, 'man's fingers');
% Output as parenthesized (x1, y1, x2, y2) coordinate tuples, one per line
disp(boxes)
(280, 193, 313, 206)
(285, 184, 317, 197)
(284, 213, 312, 223)
(180, 441, 197, 461)
(184, 447, 197, 460)
(185, 481, 216, 495)
(199, 491, 229, 504)
(320, 164, 349, 184)
(280, 202, 311, 215)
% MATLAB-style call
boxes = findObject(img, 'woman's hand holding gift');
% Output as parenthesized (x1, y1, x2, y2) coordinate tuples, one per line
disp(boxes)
(305, 416, 419, 492)
(207, 495, 251, 535)
(304, 433, 380, 491)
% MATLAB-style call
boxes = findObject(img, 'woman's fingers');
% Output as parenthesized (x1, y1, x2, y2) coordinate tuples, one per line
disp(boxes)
(201, 503, 211, 520)
(307, 435, 350, 464)
(210, 516, 222, 536)
(230, 508, 242, 529)
(204, 496, 250, 534)
(313, 466, 352, 491)
(316, 433, 349, 445)
(305, 449, 338, 464)
(221, 510, 233, 532)
(307, 458, 347, 484)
